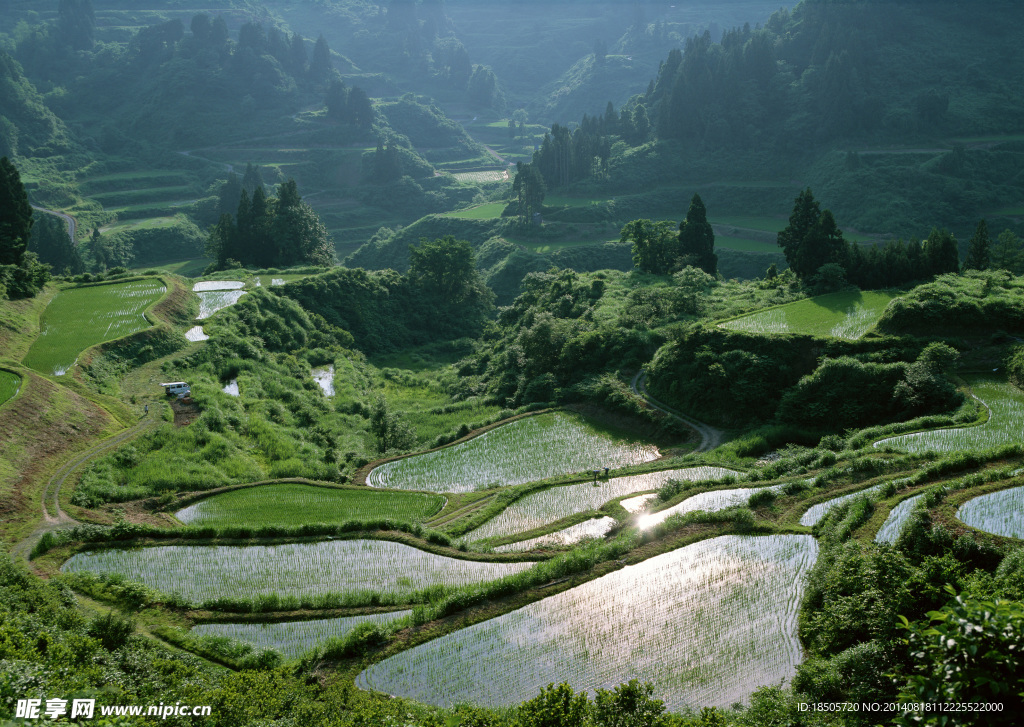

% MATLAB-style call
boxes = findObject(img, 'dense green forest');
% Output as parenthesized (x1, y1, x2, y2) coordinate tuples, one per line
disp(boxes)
(3, 1, 1024, 726)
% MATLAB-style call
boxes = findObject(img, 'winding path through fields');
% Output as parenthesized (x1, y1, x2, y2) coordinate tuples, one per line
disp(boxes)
(630, 372, 723, 452)
(31, 205, 77, 245)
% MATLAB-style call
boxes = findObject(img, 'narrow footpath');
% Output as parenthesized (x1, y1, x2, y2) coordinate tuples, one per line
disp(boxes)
(630, 371, 724, 452)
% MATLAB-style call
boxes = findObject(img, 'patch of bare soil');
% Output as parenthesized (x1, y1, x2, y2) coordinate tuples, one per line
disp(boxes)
(171, 397, 200, 427)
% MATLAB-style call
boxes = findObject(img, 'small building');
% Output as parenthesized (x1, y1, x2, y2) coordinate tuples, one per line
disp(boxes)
(161, 381, 191, 398)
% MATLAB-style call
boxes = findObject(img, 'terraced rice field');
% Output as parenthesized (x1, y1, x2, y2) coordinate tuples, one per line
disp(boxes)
(467, 468, 739, 541)
(312, 366, 334, 397)
(357, 535, 818, 709)
(957, 486, 1024, 539)
(175, 484, 445, 528)
(494, 518, 617, 552)
(0, 371, 20, 407)
(451, 171, 508, 184)
(619, 493, 659, 513)
(637, 484, 785, 529)
(875, 379, 1024, 453)
(62, 540, 532, 605)
(185, 326, 209, 342)
(23, 280, 167, 375)
(875, 493, 927, 544)
(194, 281, 247, 319)
(800, 485, 883, 527)
(367, 412, 659, 493)
(719, 291, 896, 340)
(192, 611, 411, 659)
(444, 202, 507, 219)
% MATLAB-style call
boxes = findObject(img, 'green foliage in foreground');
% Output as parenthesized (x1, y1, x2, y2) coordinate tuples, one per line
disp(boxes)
(176, 484, 445, 528)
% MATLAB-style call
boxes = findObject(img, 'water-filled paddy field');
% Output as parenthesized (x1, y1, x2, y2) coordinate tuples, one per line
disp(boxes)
(799, 484, 883, 527)
(357, 535, 818, 709)
(494, 518, 617, 552)
(367, 412, 660, 493)
(719, 290, 896, 340)
(193, 611, 412, 659)
(312, 365, 334, 396)
(875, 493, 927, 544)
(23, 280, 167, 375)
(467, 468, 739, 541)
(0, 371, 20, 407)
(957, 486, 1024, 539)
(637, 484, 784, 529)
(875, 379, 1024, 453)
(175, 484, 445, 528)
(62, 540, 532, 605)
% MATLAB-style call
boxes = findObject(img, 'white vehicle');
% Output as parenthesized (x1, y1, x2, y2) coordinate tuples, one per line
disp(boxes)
(161, 381, 191, 398)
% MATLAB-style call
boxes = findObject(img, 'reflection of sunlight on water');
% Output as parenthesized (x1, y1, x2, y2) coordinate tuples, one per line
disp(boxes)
(222, 379, 239, 397)
(312, 366, 334, 397)
(185, 326, 209, 342)
(620, 493, 658, 513)
(192, 281, 244, 291)
(638, 484, 784, 529)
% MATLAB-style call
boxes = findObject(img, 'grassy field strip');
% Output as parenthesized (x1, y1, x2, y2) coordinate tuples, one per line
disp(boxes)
(185, 326, 209, 342)
(719, 291, 896, 340)
(875, 379, 1024, 453)
(494, 518, 617, 552)
(0, 371, 21, 407)
(468, 468, 739, 541)
(875, 493, 927, 544)
(175, 484, 445, 528)
(357, 535, 818, 709)
(799, 485, 884, 527)
(444, 202, 507, 219)
(222, 379, 239, 396)
(193, 281, 244, 291)
(957, 486, 1024, 539)
(197, 291, 247, 319)
(192, 610, 412, 659)
(619, 493, 659, 513)
(22, 280, 167, 375)
(638, 484, 786, 529)
(62, 540, 532, 605)
(367, 412, 660, 493)
(312, 366, 334, 397)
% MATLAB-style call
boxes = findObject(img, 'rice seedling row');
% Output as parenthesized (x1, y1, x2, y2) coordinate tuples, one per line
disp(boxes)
(637, 484, 785, 530)
(451, 171, 508, 184)
(192, 611, 412, 659)
(367, 412, 659, 493)
(719, 291, 896, 340)
(62, 540, 532, 605)
(196, 291, 247, 319)
(175, 484, 445, 528)
(23, 280, 167, 375)
(875, 493, 927, 544)
(957, 486, 1024, 539)
(468, 468, 740, 541)
(0, 371, 21, 407)
(799, 484, 884, 527)
(875, 379, 1024, 453)
(357, 535, 818, 710)
(494, 518, 617, 552)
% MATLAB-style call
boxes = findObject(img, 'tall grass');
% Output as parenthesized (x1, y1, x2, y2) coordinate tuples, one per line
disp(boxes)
(356, 535, 818, 709)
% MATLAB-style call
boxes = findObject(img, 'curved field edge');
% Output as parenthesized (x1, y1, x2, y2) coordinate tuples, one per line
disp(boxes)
(353, 408, 555, 485)
(366, 411, 659, 492)
(955, 484, 1024, 539)
(174, 483, 446, 527)
(872, 378, 1016, 453)
(0, 368, 23, 408)
(356, 534, 819, 710)
(714, 290, 899, 339)
(21, 276, 174, 376)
